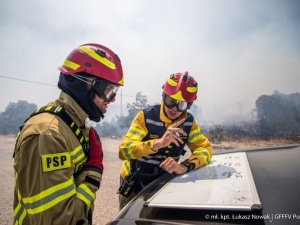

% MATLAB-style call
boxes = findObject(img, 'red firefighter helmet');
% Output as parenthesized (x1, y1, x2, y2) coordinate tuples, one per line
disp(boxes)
(162, 71, 198, 102)
(58, 43, 124, 86)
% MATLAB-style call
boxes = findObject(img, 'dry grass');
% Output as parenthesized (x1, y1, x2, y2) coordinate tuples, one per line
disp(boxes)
(212, 137, 300, 151)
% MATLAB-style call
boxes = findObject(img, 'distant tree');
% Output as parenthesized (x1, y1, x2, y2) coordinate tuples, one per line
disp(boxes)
(96, 121, 119, 137)
(118, 92, 149, 129)
(0, 100, 37, 135)
(255, 91, 300, 140)
(127, 92, 149, 110)
(114, 114, 126, 129)
(99, 92, 150, 137)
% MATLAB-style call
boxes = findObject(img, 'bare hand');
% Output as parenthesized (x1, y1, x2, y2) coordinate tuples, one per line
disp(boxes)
(153, 118, 187, 151)
(160, 157, 187, 174)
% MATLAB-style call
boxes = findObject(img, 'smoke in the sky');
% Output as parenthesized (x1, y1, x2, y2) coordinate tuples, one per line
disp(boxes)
(0, 0, 299, 124)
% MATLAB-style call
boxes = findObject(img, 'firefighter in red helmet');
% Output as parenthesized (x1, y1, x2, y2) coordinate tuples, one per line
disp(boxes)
(13, 43, 124, 225)
(58, 43, 124, 122)
(118, 71, 212, 209)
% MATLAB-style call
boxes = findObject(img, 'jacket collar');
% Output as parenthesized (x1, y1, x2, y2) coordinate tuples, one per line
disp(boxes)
(51, 91, 89, 129)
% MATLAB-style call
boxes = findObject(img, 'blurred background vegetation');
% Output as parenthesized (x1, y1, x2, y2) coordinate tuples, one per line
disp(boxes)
(1, 91, 299, 143)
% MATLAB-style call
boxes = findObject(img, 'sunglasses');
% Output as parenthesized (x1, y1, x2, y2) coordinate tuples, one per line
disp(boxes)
(163, 93, 192, 112)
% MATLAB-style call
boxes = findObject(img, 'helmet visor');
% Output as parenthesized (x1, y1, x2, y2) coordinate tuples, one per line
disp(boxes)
(163, 93, 191, 112)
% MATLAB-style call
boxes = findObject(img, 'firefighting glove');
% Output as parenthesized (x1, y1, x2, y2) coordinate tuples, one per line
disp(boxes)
(84, 127, 104, 173)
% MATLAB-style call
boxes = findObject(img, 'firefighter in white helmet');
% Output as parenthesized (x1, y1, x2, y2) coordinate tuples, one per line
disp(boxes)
(13, 43, 124, 225)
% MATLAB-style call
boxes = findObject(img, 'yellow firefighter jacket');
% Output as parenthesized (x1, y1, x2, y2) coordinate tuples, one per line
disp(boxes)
(119, 103, 212, 179)
(13, 92, 102, 225)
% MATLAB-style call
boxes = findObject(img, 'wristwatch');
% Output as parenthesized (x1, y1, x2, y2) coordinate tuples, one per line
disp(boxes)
(181, 160, 193, 173)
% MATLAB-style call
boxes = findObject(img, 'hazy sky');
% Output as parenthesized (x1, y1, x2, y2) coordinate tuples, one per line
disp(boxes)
(0, 0, 299, 124)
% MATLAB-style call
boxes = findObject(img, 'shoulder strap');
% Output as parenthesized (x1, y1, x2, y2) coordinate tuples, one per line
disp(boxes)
(22, 105, 88, 152)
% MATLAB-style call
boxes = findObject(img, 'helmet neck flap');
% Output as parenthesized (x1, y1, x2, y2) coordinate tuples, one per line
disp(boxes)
(58, 72, 104, 122)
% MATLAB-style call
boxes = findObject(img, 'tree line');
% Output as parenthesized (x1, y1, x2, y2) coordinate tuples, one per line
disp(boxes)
(1, 91, 300, 142)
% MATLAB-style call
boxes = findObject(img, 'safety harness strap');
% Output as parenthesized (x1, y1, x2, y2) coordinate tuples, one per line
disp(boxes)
(21, 105, 88, 153)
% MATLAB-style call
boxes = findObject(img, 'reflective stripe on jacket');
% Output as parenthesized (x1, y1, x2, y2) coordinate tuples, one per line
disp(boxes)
(131, 105, 193, 183)
(13, 91, 102, 225)
(119, 103, 212, 180)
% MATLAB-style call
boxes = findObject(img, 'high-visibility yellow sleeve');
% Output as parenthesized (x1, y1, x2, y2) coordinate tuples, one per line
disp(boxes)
(119, 110, 156, 160)
(186, 120, 213, 169)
